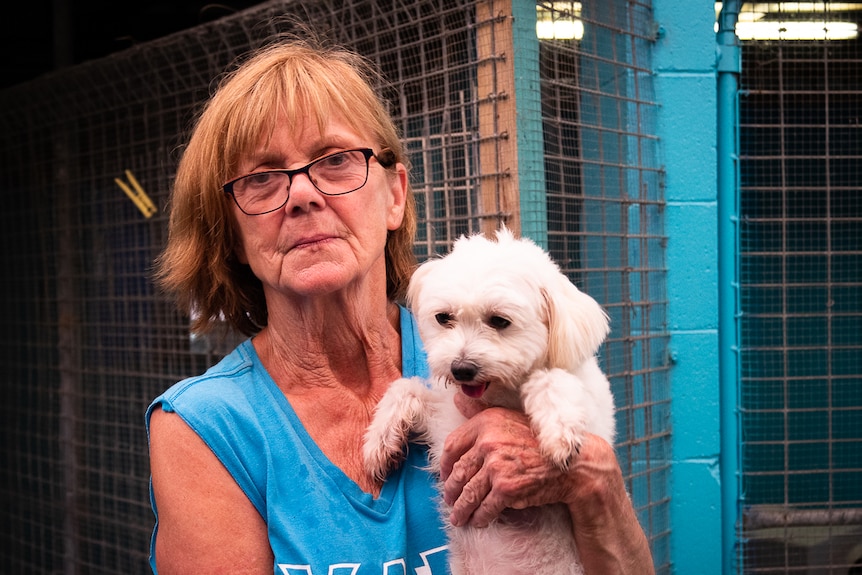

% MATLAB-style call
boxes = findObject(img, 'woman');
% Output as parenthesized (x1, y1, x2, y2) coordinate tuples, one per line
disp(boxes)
(148, 35, 654, 575)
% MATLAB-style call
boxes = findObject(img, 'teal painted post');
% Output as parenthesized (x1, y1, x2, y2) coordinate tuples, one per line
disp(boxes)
(653, 1, 724, 573)
(511, 0, 547, 247)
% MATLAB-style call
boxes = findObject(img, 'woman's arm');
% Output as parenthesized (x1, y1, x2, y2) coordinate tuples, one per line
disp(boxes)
(561, 435, 655, 575)
(439, 400, 654, 575)
(149, 407, 273, 574)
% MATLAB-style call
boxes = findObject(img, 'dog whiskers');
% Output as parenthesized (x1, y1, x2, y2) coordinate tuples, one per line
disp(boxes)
(437, 376, 455, 389)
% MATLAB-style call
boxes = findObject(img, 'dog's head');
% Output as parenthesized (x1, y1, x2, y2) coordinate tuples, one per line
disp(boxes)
(408, 227, 609, 407)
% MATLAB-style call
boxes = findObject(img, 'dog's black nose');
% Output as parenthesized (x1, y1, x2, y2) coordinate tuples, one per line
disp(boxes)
(450, 360, 479, 382)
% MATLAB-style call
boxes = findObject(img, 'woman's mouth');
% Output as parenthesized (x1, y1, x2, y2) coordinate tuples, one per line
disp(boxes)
(291, 234, 336, 250)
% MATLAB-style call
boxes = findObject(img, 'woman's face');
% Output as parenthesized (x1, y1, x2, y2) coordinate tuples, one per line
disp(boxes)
(229, 115, 407, 303)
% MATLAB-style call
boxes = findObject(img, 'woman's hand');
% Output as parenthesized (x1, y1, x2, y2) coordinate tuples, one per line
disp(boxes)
(439, 400, 570, 527)
(440, 394, 655, 575)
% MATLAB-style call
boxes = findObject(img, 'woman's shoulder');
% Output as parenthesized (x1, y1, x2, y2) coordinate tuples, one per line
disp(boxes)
(146, 339, 277, 521)
(147, 339, 270, 428)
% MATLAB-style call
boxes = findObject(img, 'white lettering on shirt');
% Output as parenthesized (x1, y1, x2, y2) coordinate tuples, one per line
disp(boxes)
(277, 545, 449, 575)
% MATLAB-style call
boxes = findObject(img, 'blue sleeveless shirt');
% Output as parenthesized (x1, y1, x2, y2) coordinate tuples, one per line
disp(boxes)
(146, 308, 449, 574)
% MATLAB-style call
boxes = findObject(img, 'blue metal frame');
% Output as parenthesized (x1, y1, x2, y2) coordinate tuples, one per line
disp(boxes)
(716, 3, 742, 574)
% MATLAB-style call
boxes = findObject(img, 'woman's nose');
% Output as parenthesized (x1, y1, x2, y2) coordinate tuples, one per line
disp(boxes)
(284, 172, 325, 213)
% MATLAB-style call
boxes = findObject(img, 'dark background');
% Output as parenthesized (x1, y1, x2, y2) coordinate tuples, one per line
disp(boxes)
(2, 0, 267, 90)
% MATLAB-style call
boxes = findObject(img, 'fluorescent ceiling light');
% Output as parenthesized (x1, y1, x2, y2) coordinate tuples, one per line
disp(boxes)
(715, 2, 861, 40)
(717, 2, 862, 13)
(537, 19, 585, 40)
(744, 3, 862, 11)
(736, 20, 858, 39)
(536, 2, 584, 40)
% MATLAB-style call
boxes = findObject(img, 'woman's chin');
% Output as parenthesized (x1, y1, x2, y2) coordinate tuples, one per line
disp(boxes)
(279, 263, 365, 298)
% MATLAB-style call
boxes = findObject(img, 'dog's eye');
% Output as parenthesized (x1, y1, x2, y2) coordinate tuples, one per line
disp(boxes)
(435, 312, 454, 326)
(488, 315, 511, 329)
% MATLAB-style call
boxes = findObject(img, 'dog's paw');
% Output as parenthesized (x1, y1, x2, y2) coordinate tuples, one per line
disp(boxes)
(362, 425, 408, 482)
(537, 425, 586, 470)
(521, 368, 590, 470)
(362, 377, 431, 481)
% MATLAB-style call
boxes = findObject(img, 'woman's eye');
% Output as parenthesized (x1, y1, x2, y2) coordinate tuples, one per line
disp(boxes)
(322, 152, 348, 168)
(488, 315, 511, 329)
(435, 312, 453, 326)
(245, 172, 275, 187)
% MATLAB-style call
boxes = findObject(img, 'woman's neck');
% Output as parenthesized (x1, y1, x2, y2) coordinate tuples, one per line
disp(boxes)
(253, 298, 402, 394)
(251, 299, 402, 497)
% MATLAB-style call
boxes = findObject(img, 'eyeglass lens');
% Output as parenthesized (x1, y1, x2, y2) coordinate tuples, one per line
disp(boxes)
(230, 149, 370, 215)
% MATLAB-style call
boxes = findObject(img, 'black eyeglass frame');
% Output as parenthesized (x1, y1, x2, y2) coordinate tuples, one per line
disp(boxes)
(223, 147, 394, 216)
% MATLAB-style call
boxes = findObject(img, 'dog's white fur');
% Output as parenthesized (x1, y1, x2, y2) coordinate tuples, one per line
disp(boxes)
(363, 228, 616, 575)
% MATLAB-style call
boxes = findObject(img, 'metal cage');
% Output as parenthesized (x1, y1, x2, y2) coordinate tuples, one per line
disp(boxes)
(0, 1, 669, 572)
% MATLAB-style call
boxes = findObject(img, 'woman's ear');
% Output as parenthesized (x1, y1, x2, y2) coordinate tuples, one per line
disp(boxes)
(386, 163, 408, 231)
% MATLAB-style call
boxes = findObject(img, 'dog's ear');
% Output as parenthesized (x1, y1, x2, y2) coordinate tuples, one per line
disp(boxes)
(406, 258, 440, 309)
(542, 276, 610, 370)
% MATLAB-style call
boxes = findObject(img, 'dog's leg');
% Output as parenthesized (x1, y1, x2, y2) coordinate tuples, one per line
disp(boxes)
(520, 367, 593, 469)
(362, 376, 433, 481)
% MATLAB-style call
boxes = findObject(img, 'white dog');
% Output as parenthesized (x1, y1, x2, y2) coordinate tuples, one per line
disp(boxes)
(363, 227, 616, 575)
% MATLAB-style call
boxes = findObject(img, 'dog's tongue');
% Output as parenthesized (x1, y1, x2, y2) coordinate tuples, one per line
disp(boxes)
(460, 383, 488, 399)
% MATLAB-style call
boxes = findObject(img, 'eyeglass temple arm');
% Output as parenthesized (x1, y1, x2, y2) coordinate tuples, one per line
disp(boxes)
(376, 148, 397, 168)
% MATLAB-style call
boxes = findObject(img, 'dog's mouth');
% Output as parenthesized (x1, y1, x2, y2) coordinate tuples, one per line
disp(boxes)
(447, 359, 491, 399)
(458, 381, 490, 399)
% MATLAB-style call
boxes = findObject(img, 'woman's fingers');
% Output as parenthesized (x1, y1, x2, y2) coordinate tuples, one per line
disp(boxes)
(441, 406, 568, 527)
(445, 453, 493, 526)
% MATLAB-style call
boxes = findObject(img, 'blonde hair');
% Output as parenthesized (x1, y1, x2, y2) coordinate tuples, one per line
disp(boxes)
(155, 38, 417, 336)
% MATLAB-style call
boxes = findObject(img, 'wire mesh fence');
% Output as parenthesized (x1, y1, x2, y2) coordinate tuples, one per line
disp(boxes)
(0, 0, 669, 572)
(538, 2, 670, 568)
(738, 2, 862, 573)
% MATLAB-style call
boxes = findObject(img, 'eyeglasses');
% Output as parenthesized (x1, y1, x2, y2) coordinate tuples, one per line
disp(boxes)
(223, 148, 391, 216)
